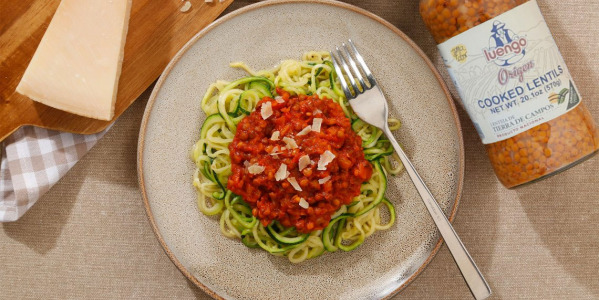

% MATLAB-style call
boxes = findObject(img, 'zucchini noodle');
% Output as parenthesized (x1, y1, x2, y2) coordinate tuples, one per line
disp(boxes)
(191, 51, 404, 263)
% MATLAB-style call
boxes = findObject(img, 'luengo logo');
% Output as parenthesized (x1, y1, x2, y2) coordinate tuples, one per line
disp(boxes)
(483, 20, 527, 66)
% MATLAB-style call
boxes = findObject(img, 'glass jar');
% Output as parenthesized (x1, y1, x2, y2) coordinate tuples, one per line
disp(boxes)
(419, 0, 599, 188)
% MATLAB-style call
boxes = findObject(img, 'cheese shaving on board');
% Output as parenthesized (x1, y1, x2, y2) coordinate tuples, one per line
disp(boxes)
(180, 1, 192, 12)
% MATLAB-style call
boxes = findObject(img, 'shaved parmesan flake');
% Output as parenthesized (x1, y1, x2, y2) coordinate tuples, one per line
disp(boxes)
(275, 164, 289, 181)
(317, 150, 336, 170)
(298, 155, 311, 171)
(287, 177, 302, 191)
(298, 198, 309, 209)
(282, 137, 298, 149)
(311, 118, 322, 132)
(243, 160, 250, 167)
(275, 96, 285, 103)
(270, 146, 281, 155)
(297, 125, 311, 136)
(313, 108, 323, 115)
(248, 164, 265, 174)
(318, 176, 331, 184)
(261, 102, 273, 119)
(270, 131, 280, 141)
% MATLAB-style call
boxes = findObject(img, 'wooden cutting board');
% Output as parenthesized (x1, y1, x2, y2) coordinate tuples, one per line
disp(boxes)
(0, 0, 233, 142)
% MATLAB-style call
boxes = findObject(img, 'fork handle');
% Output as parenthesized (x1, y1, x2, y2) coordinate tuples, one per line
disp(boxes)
(383, 127, 492, 300)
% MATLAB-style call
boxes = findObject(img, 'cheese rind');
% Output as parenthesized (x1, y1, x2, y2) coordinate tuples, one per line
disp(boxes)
(16, 0, 132, 121)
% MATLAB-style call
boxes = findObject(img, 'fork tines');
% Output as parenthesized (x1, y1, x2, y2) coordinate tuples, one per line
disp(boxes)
(329, 39, 377, 99)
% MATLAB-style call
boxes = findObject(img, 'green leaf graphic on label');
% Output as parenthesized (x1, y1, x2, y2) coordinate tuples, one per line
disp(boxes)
(558, 88, 569, 105)
(567, 81, 580, 110)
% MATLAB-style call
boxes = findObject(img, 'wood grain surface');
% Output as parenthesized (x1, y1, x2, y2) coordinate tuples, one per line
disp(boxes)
(0, 0, 233, 142)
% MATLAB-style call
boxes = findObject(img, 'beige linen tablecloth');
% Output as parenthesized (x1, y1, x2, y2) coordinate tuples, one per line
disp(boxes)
(1, 1, 598, 299)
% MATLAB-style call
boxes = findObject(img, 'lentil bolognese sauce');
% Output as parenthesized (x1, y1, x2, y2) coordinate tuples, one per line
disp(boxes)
(191, 52, 403, 263)
(228, 89, 372, 233)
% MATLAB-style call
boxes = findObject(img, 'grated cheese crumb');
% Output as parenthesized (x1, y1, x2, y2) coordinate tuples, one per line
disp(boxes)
(298, 155, 311, 171)
(275, 164, 289, 181)
(282, 137, 298, 149)
(287, 177, 302, 191)
(270, 130, 280, 141)
(261, 101, 273, 120)
(243, 160, 250, 167)
(317, 150, 336, 170)
(297, 125, 312, 136)
(275, 96, 285, 103)
(298, 198, 309, 209)
(318, 176, 331, 184)
(311, 118, 322, 132)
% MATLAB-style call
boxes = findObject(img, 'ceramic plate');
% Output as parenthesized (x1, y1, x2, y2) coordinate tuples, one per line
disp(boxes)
(138, 1, 464, 299)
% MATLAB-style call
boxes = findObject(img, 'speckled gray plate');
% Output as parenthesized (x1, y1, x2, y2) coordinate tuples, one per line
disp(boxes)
(137, 1, 464, 299)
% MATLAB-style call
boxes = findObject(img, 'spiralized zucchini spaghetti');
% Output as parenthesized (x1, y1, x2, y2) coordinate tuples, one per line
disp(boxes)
(191, 51, 403, 263)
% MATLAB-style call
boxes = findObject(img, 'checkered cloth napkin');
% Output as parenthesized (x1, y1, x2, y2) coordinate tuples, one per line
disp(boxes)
(0, 126, 109, 222)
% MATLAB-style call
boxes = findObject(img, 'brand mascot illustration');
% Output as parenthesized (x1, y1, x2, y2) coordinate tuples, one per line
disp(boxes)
(489, 20, 526, 66)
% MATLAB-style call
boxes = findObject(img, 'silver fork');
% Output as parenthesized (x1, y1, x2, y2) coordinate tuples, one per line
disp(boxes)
(330, 40, 492, 300)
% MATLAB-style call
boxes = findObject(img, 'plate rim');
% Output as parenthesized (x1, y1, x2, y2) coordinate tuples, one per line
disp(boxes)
(136, 0, 465, 299)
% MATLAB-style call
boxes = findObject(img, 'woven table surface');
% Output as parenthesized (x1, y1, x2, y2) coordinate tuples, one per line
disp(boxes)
(1, 1, 598, 299)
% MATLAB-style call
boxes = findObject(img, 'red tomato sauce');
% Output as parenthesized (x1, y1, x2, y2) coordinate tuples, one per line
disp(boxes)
(227, 89, 372, 233)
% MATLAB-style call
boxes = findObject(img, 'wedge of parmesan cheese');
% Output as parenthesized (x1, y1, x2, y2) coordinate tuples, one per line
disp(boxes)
(16, 0, 133, 121)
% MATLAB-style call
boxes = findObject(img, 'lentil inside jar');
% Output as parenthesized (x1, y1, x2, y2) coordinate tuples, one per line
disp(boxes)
(420, 0, 599, 187)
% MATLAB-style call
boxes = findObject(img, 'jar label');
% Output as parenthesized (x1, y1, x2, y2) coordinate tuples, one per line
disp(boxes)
(437, 0, 581, 144)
